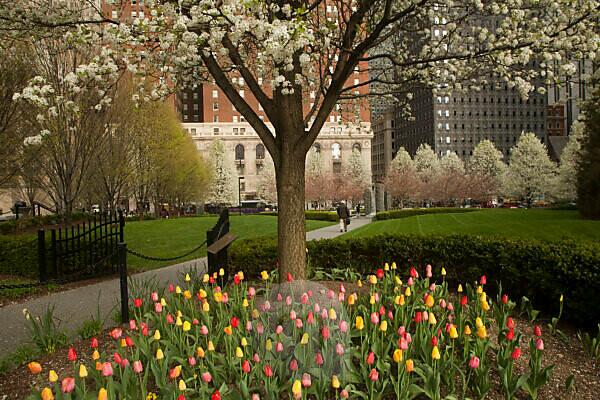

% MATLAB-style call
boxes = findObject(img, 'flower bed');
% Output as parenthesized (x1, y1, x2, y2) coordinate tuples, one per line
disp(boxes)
(22, 265, 563, 399)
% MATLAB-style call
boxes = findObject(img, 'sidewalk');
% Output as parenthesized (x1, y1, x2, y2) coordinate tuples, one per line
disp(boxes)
(0, 217, 372, 354)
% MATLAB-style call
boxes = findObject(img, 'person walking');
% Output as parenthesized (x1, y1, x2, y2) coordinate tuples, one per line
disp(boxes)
(356, 203, 361, 218)
(336, 201, 350, 232)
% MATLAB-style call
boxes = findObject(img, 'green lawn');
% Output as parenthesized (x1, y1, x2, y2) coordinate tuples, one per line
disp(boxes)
(125, 215, 333, 270)
(344, 209, 600, 242)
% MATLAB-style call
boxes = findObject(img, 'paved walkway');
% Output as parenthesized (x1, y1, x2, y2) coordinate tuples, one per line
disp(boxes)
(0, 216, 372, 354)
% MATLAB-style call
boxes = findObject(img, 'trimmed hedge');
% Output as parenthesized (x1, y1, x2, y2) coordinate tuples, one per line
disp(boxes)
(0, 212, 87, 235)
(374, 208, 478, 220)
(230, 234, 600, 328)
(0, 234, 38, 278)
(260, 211, 339, 222)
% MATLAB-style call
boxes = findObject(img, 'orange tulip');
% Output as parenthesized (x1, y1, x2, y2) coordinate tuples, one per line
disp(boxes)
(27, 361, 42, 374)
(41, 387, 54, 400)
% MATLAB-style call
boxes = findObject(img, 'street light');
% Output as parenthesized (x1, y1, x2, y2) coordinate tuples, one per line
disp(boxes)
(238, 176, 244, 216)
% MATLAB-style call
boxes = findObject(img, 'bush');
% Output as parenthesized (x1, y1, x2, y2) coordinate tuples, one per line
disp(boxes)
(260, 211, 339, 221)
(374, 207, 478, 220)
(0, 212, 87, 235)
(0, 234, 38, 277)
(230, 234, 600, 327)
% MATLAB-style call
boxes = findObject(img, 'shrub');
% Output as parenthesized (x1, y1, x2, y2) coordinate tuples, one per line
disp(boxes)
(0, 234, 38, 277)
(0, 212, 87, 235)
(230, 234, 600, 327)
(260, 210, 339, 221)
(374, 207, 478, 220)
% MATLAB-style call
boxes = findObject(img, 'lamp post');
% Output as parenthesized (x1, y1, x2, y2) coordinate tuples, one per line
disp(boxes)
(238, 176, 244, 216)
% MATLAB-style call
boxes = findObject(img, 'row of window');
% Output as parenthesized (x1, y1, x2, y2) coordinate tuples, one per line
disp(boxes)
(437, 110, 544, 118)
(437, 123, 544, 130)
(437, 96, 545, 105)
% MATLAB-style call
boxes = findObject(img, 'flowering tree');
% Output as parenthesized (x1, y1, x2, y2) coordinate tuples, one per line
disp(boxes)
(468, 139, 507, 199)
(206, 140, 237, 207)
(385, 147, 420, 207)
(257, 159, 278, 204)
(555, 121, 586, 202)
(504, 133, 558, 206)
(4, 0, 599, 278)
(430, 153, 466, 205)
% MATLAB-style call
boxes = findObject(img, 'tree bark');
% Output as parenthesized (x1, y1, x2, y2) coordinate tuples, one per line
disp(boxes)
(275, 146, 307, 281)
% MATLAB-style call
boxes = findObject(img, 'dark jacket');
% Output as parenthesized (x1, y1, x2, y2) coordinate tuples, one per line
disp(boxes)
(336, 204, 350, 219)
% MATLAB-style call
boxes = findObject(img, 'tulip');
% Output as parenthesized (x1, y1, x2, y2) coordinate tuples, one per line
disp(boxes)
(289, 359, 298, 371)
(202, 371, 212, 382)
(407, 277, 414, 286)
(264, 364, 273, 377)
(348, 294, 356, 305)
(469, 356, 480, 369)
(289, 379, 302, 399)
(506, 328, 515, 341)
(302, 373, 312, 387)
(98, 388, 108, 400)
(511, 347, 521, 360)
(432, 346, 441, 360)
(329, 308, 337, 320)
(477, 325, 487, 339)
(182, 321, 191, 332)
(368, 275, 377, 285)
(320, 308, 328, 320)
(380, 320, 388, 332)
(339, 320, 349, 333)
(48, 369, 58, 382)
(366, 351, 375, 365)
(41, 388, 54, 400)
(315, 352, 324, 366)
(336, 343, 345, 355)
(331, 375, 340, 389)
(156, 348, 164, 360)
(92, 350, 100, 360)
(307, 311, 315, 325)
(61, 377, 75, 393)
(242, 360, 251, 373)
(261, 271, 269, 280)
(211, 390, 221, 400)
(27, 361, 42, 374)
(449, 325, 458, 339)
(464, 325, 472, 336)
(405, 359, 414, 372)
(253, 353, 260, 362)
(393, 349, 403, 363)
(370, 312, 379, 325)
(356, 316, 365, 330)
(236, 347, 244, 358)
(133, 360, 143, 373)
(502, 294, 509, 304)
(536, 338, 544, 350)
(179, 379, 186, 391)
(67, 347, 77, 362)
(134, 298, 142, 308)
(429, 313, 437, 325)
(534, 325, 542, 337)
(321, 326, 330, 339)
(79, 364, 88, 378)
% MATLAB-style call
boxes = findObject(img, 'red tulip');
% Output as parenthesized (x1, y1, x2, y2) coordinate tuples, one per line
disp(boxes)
(211, 390, 221, 400)
(501, 294, 508, 304)
(264, 364, 273, 377)
(379, 305, 385, 316)
(114, 352, 122, 365)
(414, 311, 422, 323)
(369, 368, 379, 381)
(125, 336, 134, 347)
(141, 323, 149, 336)
(480, 275, 487, 285)
(460, 296, 468, 307)
(134, 298, 142, 308)
(506, 317, 515, 329)
(287, 273, 293, 282)
(315, 352, 324, 366)
(511, 347, 521, 360)
(231, 316, 239, 329)
(61, 377, 75, 393)
(431, 336, 438, 347)
(410, 267, 418, 278)
(376, 268, 384, 279)
(366, 351, 375, 366)
(209, 276, 215, 284)
(67, 347, 77, 362)
(233, 275, 241, 285)
(533, 325, 542, 337)
(289, 359, 298, 371)
(321, 326, 330, 340)
(506, 328, 515, 341)
(242, 360, 251, 373)
(91, 337, 99, 348)
(168, 284, 175, 293)
(178, 396, 186, 400)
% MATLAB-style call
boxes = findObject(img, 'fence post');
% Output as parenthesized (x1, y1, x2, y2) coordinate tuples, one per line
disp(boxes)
(38, 229, 47, 283)
(118, 242, 129, 324)
(119, 211, 124, 242)
(50, 229, 57, 278)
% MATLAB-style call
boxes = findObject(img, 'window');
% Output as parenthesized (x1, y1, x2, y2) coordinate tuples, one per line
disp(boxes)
(212, 90, 218, 98)
(111, 10, 118, 19)
(239, 90, 245, 98)
(213, 128, 220, 135)
(354, 79, 359, 86)
(213, 115, 219, 122)
(332, 143, 341, 160)
(240, 128, 246, 134)
(256, 144, 265, 159)
(352, 143, 361, 153)
(233, 116, 238, 123)
(213, 103, 219, 111)
(139, 11, 144, 19)
(235, 144, 245, 160)
(258, 77, 263, 85)
(132, 10, 137, 18)
(233, 128, 239, 135)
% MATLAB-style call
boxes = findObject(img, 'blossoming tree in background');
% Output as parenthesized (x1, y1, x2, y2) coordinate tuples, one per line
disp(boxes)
(2, 0, 599, 279)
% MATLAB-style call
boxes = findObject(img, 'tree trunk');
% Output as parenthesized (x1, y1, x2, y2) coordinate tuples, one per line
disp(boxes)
(275, 149, 307, 281)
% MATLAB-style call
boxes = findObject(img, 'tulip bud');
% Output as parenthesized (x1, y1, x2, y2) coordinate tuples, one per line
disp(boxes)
(369, 368, 379, 381)
(292, 379, 302, 399)
(133, 360, 143, 373)
(302, 373, 312, 388)
(79, 364, 88, 378)
(331, 375, 340, 389)
(535, 338, 544, 350)
(202, 372, 212, 382)
(393, 349, 403, 363)
(469, 356, 480, 369)
(366, 351, 375, 366)
(511, 347, 521, 360)
(534, 325, 542, 337)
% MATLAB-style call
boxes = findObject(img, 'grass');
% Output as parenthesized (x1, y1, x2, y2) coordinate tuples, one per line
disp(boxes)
(344, 209, 600, 242)
(125, 215, 334, 270)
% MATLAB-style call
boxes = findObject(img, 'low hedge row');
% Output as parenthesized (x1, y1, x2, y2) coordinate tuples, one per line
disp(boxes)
(229, 234, 600, 328)
(374, 208, 478, 220)
(0, 234, 38, 278)
(0, 212, 88, 235)
(260, 211, 339, 222)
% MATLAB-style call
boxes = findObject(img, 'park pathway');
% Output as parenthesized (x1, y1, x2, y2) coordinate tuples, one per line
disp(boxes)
(0, 216, 372, 354)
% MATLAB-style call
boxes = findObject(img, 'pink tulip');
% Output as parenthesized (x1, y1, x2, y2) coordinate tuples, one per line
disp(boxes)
(193, 318, 199, 325)
(314, 303, 320, 313)
(257, 322, 264, 334)
(253, 353, 261, 363)
(370, 312, 379, 325)
(168, 284, 174, 293)
(426, 264, 432, 278)
(276, 342, 284, 352)
(302, 373, 312, 387)
(114, 352, 122, 365)
(129, 320, 137, 330)
(202, 372, 212, 383)
(308, 290, 313, 297)
(307, 311, 315, 325)
(336, 343, 344, 355)
(399, 337, 409, 350)
(447, 302, 454, 311)
(429, 283, 436, 291)
(166, 314, 174, 324)
(339, 320, 349, 333)
(110, 328, 122, 340)
(327, 290, 335, 299)
(133, 360, 143, 373)
(469, 356, 480, 369)
(320, 309, 328, 320)
(322, 326, 330, 340)
(61, 377, 75, 393)
(340, 390, 349, 398)
(301, 293, 309, 304)
(535, 338, 544, 350)
(366, 351, 375, 365)
(248, 287, 256, 298)
(480, 275, 487, 285)
(277, 293, 283, 302)
(398, 326, 406, 336)
(252, 395, 260, 400)
(120, 358, 129, 368)
(198, 325, 208, 335)
(315, 352, 324, 365)
(408, 277, 414, 286)
(102, 362, 113, 377)
(246, 321, 253, 332)
(338, 292, 345, 302)
(369, 368, 379, 381)
(222, 292, 229, 304)
(154, 303, 163, 313)
(340, 283, 346, 293)
(290, 310, 297, 320)
(263, 301, 271, 312)
(286, 296, 292, 306)
(296, 319, 303, 329)
(388, 310, 394, 320)
(276, 325, 284, 334)
(189, 356, 197, 366)
(440, 299, 447, 309)
(289, 359, 298, 371)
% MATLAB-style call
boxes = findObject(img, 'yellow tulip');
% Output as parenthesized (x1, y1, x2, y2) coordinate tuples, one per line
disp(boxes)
(405, 287, 411, 297)
(368, 275, 377, 285)
(355, 316, 365, 330)
(196, 347, 205, 358)
(120, 338, 127, 347)
(266, 339, 272, 351)
(98, 388, 108, 400)
(432, 346, 441, 360)
(261, 270, 269, 280)
(481, 299, 490, 312)
(292, 379, 302, 397)
(441, 267, 447, 276)
(425, 294, 434, 308)
(331, 375, 340, 389)
(429, 313, 437, 325)
(393, 349, 403, 363)
(156, 348, 164, 360)
(179, 379, 186, 391)
(48, 370, 58, 382)
(160, 298, 167, 306)
(357, 279, 363, 287)
(79, 364, 88, 378)
(219, 268, 225, 276)
(154, 330, 161, 340)
(369, 295, 376, 305)
(208, 341, 215, 351)
(476, 286, 483, 294)
(175, 286, 182, 294)
(41, 387, 54, 400)
(183, 290, 192, 300)
(242, 298, 249, 308)
(348, 294, 355, 305)
(329, 308, 337, 320)
(560, 294, 564, 303)
(252, 309, 260, 319)
(185, 273, 191, 282)
(449, 325, 458, 339)
(394, 276, 402, 285)
(464, 325, 472, 335)
(241, 337, 248, 347)
(384, 262, 390, 271)
(203, 274, 209, 283)
(238, 271, 245, 280)
(391, 262, 397, 270)
(182, 321, 191, 332)
(300, 333, 309, 345)
(457, 284, 463, 293)
(480, 292, 487, 302)
(475, 317, 483, 328)
(198, 289, 207, 299)
(202, 301, 210, 312)
(380, 320, 388, 332)
(92, 350, 100, 360)
(176, 316, 183, 326)
(214, 292, 223, 303)
(395, 295, 405, 306)
(477, 325, 487, 339)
